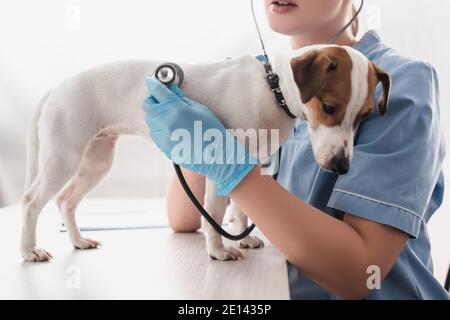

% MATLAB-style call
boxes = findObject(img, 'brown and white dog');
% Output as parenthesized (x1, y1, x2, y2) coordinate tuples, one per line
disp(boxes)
(21, 44, 390, 262)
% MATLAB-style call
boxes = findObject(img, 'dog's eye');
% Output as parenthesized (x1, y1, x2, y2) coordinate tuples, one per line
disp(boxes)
(322, 103, 336, 115)
(328, 61, 337, 71)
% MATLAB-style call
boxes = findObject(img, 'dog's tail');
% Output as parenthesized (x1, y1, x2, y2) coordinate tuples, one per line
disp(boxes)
(24, 91, 51, 191)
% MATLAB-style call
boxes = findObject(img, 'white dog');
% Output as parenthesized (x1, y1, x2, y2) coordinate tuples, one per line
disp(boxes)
(21, 45, 390, 262)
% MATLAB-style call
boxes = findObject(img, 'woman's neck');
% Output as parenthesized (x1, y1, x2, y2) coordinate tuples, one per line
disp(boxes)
(290, 4, 358, 50)
(290, 28, 357, 49)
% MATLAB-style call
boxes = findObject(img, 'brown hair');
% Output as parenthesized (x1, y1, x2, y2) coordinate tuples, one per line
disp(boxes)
(351, 3, 359, 36)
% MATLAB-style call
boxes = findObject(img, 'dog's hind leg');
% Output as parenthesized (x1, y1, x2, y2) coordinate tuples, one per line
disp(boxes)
(24, 91, 51, 191)
(203, 179, 243, 261)
(55, 135, 118, 249)
(227, 200, 264, 249)
(21, 144, 85, 262)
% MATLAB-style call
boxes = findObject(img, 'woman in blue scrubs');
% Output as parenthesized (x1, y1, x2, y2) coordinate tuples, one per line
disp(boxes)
(144, 0, 449, 299)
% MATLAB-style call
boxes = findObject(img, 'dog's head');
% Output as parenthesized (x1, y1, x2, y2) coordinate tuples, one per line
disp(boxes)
(288, 45, 391, 174)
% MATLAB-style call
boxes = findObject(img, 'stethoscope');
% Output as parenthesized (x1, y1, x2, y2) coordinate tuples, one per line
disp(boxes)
(150, 0, 364, 241)
(152, 63, 256, 241)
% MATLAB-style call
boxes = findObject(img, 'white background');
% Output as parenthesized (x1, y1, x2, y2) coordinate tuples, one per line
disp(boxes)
(0, 1, 449, 283)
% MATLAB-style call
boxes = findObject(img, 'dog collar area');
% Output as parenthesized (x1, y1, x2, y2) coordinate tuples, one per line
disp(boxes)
(255, 54, 296, 119)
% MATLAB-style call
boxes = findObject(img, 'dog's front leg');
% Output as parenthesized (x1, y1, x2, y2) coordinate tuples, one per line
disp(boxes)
(227, 200, 264, 249)
(203, 179, 243, 261)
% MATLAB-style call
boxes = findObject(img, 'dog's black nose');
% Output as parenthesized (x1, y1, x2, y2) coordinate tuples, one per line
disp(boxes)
(330, 149, 349, 175)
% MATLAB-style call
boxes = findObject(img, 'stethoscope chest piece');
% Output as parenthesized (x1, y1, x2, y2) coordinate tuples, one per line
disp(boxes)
(153, 62, 185, 87)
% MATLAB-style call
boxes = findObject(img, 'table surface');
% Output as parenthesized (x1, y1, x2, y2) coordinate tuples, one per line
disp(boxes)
(0, 198, 289, 300)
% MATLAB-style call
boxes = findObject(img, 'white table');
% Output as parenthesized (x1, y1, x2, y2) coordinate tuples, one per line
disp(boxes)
(0, 198, 289, 299)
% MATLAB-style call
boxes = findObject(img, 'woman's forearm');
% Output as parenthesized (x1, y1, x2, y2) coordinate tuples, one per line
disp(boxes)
(166, 169, 204, 232)
(230, 167, 405, 299)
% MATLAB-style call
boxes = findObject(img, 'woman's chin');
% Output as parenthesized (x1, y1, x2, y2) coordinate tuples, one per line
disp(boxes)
(267, 22, 306, 36)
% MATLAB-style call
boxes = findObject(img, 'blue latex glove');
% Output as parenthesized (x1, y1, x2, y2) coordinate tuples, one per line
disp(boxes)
(143, 76, 257, 196)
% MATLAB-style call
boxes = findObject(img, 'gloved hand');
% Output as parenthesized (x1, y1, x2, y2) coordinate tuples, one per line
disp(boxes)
(143, 76, 257, 196)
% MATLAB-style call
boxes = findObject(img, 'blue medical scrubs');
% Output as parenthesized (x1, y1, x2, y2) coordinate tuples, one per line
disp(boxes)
(275, 30, 449, 299)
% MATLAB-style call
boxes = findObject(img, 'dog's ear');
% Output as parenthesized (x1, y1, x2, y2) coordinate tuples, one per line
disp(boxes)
(290, 50, 337, 103)
(371, 63, 391, 116)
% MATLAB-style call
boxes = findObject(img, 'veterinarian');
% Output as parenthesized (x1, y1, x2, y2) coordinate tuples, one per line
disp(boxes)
(143, 0, 448, 299)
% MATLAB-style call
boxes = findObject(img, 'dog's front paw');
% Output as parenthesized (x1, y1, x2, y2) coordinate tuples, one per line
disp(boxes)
(22, 247, 53, 262)
(238, 235, 264, 249)
(73, 238, 102, 250)
(208, 246, 243, 261)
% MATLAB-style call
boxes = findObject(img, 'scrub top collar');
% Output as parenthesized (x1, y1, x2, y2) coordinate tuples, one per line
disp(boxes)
(353, 29, 383, 55)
